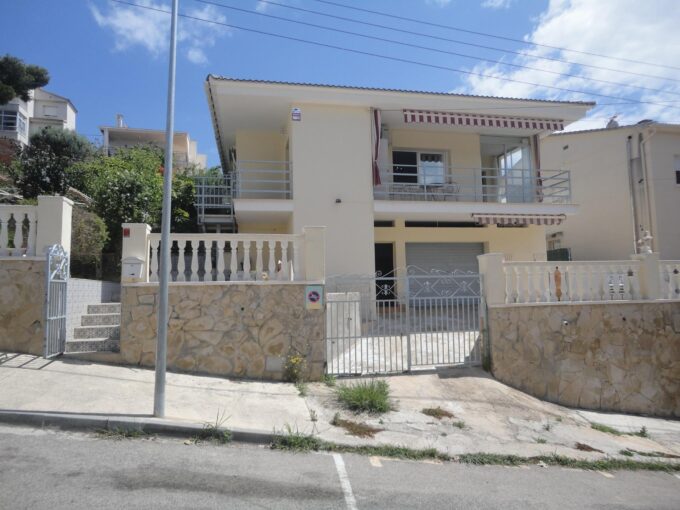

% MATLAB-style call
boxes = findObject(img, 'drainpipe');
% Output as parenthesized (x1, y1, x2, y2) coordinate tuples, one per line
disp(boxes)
(638, 127, 657, 251)
(626, 136, 640, 253)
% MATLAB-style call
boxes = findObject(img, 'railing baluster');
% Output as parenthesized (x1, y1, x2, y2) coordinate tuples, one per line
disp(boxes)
(280, 240, 290, 280)
(267, 240, 276, 279)
(176, 239, 187, 282)
(229, 240, 238, 281)
(255, 240, 264, 280)
(242, 239, 251, 280)
(216, 240, 226, 281)
(190, 240, 200, 281)
(0, 211, 9, 256)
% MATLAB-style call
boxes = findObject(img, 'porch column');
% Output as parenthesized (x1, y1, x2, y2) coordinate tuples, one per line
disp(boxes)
(121, 223, 151, 283)
(632, 251, 661, 300)
(477, 253, 506, 306)
(36, 195, 73, 255)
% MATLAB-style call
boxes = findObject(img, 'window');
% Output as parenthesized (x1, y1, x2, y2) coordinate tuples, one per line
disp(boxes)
(392, 150, 446, 185)
(43, 105, 58, 117)
(0, 110, 26, 134)
(675, 156, 680, 185)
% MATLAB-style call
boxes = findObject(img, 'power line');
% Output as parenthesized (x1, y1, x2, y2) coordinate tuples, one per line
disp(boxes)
(192, 0, 680, 99)
(105, 0, 680, 111)
(312, 0, 680, 73)
(247, 0, 680, 85)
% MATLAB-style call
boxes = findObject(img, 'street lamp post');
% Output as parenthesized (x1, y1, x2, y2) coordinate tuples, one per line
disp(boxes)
(154, 0, 179, 418)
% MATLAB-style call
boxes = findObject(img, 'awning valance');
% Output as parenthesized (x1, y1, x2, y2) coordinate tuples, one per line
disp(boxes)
(472, 213, 566, 226)
(403, 109, 564, 131)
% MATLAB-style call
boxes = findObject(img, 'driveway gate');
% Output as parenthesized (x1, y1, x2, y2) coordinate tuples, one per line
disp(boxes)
(325, 267, 483, 376)
(44, 244, 69, 358)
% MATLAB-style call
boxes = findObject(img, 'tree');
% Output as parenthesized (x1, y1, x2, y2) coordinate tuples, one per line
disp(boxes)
(70, 207, 109, 279)
(0, 55, 49, 105)
(171, 172, 197, 233)
(8, 127, 95, 198)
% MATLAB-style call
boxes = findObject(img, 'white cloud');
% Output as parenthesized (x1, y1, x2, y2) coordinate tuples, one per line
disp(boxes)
(90, 0, 229, 65)
(481, 0, 513, 9)
(456, 0, 680, 130)
(426, 0, 453, 6)
(255, 0, 270, 12)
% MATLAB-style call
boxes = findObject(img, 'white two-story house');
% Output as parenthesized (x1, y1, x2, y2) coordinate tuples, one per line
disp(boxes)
(204, 76, 592, 280)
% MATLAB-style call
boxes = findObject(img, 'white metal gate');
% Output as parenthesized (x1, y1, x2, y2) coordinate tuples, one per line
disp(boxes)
(326, 267, 483, 376)
(44, 244, 69, 358)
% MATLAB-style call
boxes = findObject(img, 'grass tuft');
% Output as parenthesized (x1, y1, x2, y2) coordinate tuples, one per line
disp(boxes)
(322, 374, 337, 387)
(591, 422, 623, 436)
(421, 407, 454, 420)
(96, 427, 146, 440)
(336, 379, 391, 414)
(330, 413, 383, 438)
(295, 381, 308, 397)
(633, 426, 649, 438)
(192, 409, 232, 445)
(535, 438, 547, 444)
(452, 420, 466, 430)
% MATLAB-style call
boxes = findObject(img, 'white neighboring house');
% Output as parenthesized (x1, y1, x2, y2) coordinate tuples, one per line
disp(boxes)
(99, 115, 207, 172)
(0, 88, 77, 147)
(542, 121, 680, 261)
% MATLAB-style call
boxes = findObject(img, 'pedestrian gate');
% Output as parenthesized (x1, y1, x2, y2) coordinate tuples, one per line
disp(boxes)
(325, 267, 484, 376)
(44, 244, 69, 358)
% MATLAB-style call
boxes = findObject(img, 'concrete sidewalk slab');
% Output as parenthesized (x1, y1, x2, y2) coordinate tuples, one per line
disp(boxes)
(0, 352, 312, 436)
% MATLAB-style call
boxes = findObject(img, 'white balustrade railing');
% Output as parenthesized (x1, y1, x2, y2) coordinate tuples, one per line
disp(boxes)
(147, 233, 303, 282)
(0, 205, 37, 257)
(503, 260, 642, 303)
(660, 261, 680, 300)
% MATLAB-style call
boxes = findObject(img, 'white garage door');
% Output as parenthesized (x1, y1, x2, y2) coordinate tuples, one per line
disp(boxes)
(406, 243, 483, 273)
(405, 243, 482, 299)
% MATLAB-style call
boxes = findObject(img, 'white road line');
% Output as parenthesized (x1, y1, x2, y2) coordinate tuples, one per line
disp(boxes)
(674, 474, 680, 480)
(369, 456, 383, 467)
(333, 453, 359, 510)
(597, 471, 615, 479)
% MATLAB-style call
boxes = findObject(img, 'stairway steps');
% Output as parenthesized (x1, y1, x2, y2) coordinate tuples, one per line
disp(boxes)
(81, 313, 120, 326)
(73, 325, 120, 340)
(65, 338, 120, 354)
(87, 303, 121, 314)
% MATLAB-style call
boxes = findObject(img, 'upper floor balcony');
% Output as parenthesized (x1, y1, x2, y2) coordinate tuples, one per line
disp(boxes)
(373, 165, 571, 205)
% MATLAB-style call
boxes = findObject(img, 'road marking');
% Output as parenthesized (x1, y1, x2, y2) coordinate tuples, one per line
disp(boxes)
(369, 456, 383, 467)
(597, 471, 615, 479)
(674, 474, 680, 480)
(333, 453, 358, 510)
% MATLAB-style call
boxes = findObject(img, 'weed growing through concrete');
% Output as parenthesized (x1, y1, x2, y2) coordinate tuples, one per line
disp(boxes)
(192, 409, 232, 445)
(271, 424, 323, 451)
(336, 379, 391, 414)
(633, 426, 649, 438)
(543, 421, 552, 431)
(591, 423, 623, 435)
(535, 438, 547, 444)
(295, 381, 308, 397)
(619, 449, 680, 459)
(452, 421, 466, 430)
(421, 407, 454, 420)
(95, 427, 147, 440)
(330, 412, 383, 438)
(620, 449, 634, 457)
(575, 442, 603, 453)
(322, 374, 337, 387)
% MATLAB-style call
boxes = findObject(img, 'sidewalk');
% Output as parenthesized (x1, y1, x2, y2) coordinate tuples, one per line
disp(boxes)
(1, 352, 679, 461)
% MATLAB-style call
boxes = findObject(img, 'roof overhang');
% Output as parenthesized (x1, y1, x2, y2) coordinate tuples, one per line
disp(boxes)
(206, 76, 595, 168)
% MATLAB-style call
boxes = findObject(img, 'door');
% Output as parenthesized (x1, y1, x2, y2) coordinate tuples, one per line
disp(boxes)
(405, 243, 483, 299)
(374, 243, 396, 300)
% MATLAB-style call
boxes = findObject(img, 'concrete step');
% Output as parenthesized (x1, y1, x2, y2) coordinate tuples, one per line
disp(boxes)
(65, 338, 120, 354)
(73, 325, 120, 340)
(81, 313, 120, 326)
(87, 303, 121, 314)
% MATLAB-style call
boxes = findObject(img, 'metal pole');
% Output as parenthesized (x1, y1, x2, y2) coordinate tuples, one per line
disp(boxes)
(154, 0, 179, 418)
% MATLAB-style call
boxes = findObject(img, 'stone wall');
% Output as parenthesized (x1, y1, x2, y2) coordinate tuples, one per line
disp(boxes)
(0, 259, 45, 356)
(120, 283, 325, 381)
(489, 302, 680, 417)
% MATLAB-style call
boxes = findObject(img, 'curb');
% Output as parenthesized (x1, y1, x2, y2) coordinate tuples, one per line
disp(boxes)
(0, 410, 274, 445)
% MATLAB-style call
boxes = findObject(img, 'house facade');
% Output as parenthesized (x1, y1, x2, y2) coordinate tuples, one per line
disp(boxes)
(542, 122, 680, 261)
(100, 115, 207, 171)
(0, 88, 76, 162)
(204, 77, 592, 279)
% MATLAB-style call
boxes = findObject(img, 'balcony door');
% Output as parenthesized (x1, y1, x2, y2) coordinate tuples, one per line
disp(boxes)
(480, 136, 534, 203)
(392, 150, 446, 185)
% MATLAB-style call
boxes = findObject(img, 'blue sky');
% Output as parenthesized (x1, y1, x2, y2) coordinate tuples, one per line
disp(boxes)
(3, 0, 679, 167)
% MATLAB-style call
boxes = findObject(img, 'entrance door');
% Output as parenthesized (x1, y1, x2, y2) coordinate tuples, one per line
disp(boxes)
(374, 243, 395, 300)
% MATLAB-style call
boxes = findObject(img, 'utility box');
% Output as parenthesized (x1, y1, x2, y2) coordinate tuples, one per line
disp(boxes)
(122, 256, 145, 283)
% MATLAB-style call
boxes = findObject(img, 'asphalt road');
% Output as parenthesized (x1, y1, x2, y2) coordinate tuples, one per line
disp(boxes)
(1, 424, 679, 510)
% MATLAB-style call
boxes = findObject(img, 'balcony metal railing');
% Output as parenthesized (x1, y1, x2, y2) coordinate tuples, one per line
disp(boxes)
(373, 166, 571, 204)
(234, 160, 292, 199)
(194, 175, 234, 225)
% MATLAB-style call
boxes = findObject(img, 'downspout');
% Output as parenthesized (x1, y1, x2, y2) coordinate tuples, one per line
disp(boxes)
(626, 136, 640, 253)
(639, 127, 657, 251)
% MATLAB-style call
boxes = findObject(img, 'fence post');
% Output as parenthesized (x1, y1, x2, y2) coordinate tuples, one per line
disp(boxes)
(631, 251, 661, 300)
(477, 253, 506, 306)
(302, 226, 326, 281)
(121, 223, 151, 283)
(36, 195, 73, 255)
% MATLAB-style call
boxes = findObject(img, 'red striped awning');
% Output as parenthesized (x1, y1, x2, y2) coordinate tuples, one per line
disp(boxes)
(472, 213, 566, 226)
(403, 110, 564, 132)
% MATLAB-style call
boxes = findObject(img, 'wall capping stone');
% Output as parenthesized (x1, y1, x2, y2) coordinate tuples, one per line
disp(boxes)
(123, 280, 325, 288)
(489, 299, 680, 309)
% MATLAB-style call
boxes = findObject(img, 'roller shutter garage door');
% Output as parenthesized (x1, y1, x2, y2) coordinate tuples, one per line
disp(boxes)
(405, 243, 483, 299)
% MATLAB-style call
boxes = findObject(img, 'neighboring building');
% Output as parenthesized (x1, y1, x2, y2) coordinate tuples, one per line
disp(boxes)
(0, 88, 76, 161)
(542, 121, 680, 261)
(204, 76, 592, 278)
(100, 115, 207, 171)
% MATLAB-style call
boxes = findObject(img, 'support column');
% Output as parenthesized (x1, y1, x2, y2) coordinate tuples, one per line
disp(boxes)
(36, 195, 73, 255)
(121, 223, 151, 283)
(302, 226, 326, 281)
(632, 251, 661, 300)
(477, 252, 506, 306)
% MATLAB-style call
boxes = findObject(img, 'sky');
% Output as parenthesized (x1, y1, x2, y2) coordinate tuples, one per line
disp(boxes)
(2, 0, 680, 167)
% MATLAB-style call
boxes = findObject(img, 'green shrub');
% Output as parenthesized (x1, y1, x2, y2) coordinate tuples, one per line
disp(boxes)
(336, 379, 391, 414)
